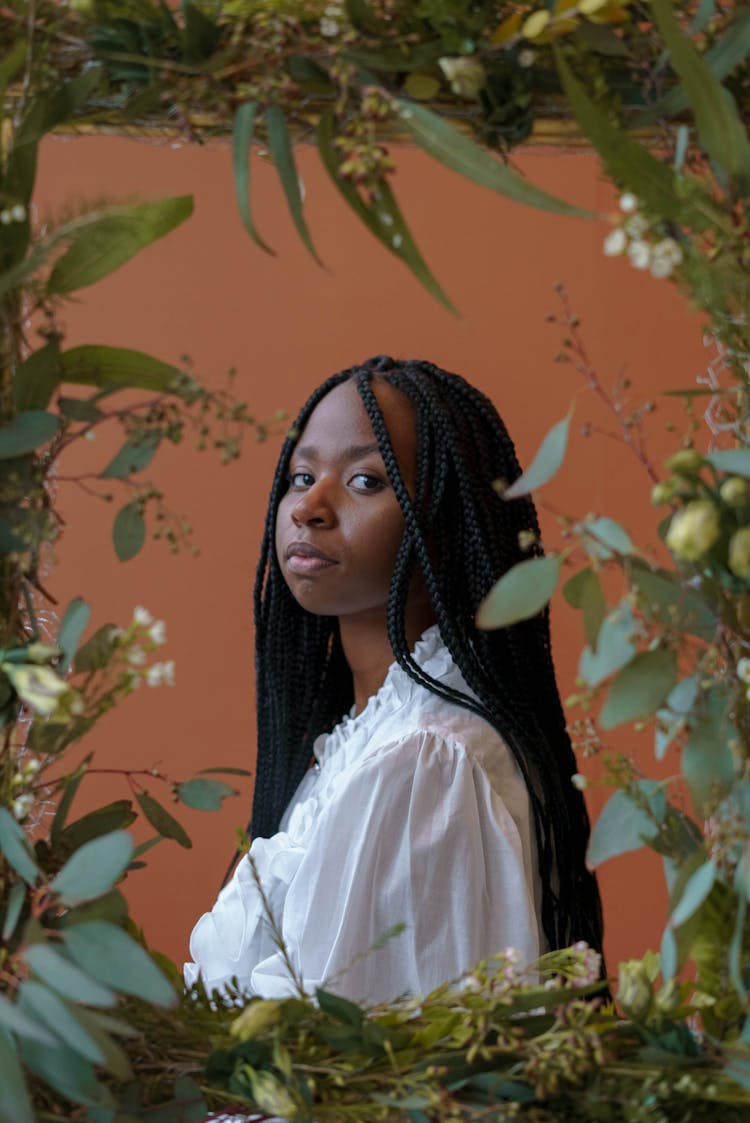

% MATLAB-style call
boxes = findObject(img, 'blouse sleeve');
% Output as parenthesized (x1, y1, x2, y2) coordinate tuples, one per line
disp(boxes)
(245, 731, 539, 1004)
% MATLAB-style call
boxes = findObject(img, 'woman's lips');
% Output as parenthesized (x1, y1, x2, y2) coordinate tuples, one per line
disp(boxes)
(285, 542, 338, 574)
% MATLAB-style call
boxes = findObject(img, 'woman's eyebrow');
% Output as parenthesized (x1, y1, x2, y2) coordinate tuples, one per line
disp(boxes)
(294, 442, 382, 462)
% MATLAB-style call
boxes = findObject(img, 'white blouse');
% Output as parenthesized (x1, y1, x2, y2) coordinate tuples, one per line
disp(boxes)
(184, 626, 541, 1005)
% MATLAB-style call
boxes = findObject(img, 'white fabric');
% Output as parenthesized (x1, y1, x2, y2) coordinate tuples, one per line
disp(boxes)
(184, 625, 541, 1005)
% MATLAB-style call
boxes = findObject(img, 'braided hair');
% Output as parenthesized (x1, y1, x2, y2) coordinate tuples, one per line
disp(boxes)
(252, 356, 604, 956)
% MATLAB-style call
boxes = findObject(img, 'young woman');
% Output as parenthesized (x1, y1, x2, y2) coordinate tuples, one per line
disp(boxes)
(184, 356, 603, 1003)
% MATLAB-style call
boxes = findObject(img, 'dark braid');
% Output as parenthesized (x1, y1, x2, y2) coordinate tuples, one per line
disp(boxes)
(249, 356, 604, 959)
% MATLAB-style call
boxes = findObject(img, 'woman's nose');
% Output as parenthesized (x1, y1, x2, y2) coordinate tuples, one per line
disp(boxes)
(291, 483, 336, 527)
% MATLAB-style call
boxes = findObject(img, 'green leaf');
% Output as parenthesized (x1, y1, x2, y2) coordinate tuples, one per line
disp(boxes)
(628, 563, 715, 642)
(0, 994, 58, 1047)
(659, 9, 750, 119)
(660, 924, 678, 982)
(18, 982, 104, 1065)
(58, 596, 91, 675)
(707, 448, 750, 477)
(317, 111, 456, 313)
(48, 196, 193, 295)
(599, 648, 678, 730)
(73, 624, 119, 673)
(72, 1007, 133, 1082)
(0, 807, 39, 886)
(504, 409, 572, 499)
(0, 42, 28, 99)
(0, 411, 58, 458)
(101, 431, 161, 479)
(62, 922, 176, 1006)
(655, 675, 699, 761)
(578, 603, 635, 687)
(51, 765, 86, 847)
(265, 104, 321, 265)
(60, 345, 182, 393)
(562, 567, 605, 650)
(182, 0, 220, 62)
(112, 502, 146, 562)
(554, 48, 723, 233)
(475, 555, 560, 630)
(176, 778, 238, 811)
(51, 831, 133, 906)
(0, 1027, 33, 1123)
(580, 516, 634, 559)
(13, 338, 61, 412)
(232, 102, 274, 254)
(396, 101, 592, 218)
(23, 943, 117, 1008)
(587, 782, 665, 867)
(2, 881, 25, 942)
(316, 989, 364, 1028)
(136, 791, 192, 848)
(651, 0, 750, 188)
(19, 1036, 112, 1110)
(683, 689, 736, 815)
(670, 860, 717, 929)
(59, 801, 137, 851)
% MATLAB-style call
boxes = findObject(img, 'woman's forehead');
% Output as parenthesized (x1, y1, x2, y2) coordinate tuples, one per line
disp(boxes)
(295, 380, 417, 470)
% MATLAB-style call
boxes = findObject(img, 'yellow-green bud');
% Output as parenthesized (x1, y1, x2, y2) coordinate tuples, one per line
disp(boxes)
(617, 959, 653, 1019)
(728, 527, 750, 579)
(437, 57, 486, 100)
(665, 500, 720, 561)
(720, 476, 750, 508)
(248, 1071, 298, 1118)
(24, 643, 62, 665)
(650, 480, 675, 506)
(1, 663, 70, 716)
(230, 999, 281, 1041)
(664, 449, 704, 477)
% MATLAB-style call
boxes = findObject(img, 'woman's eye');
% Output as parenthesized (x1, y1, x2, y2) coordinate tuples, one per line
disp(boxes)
(289, 470, 314, 488)
(350, 473, 385, 493)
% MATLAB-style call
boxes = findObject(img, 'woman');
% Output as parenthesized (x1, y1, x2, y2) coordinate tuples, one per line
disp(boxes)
(185, 356, 603, 1003)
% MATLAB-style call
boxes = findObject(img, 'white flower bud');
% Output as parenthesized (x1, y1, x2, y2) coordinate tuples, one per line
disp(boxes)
(628, 239, 651, 270)
(619, 193, 638, 213)
(603, 228, 627, 256)
(737, 657, 750, 683)
(133, 605, 153, 626)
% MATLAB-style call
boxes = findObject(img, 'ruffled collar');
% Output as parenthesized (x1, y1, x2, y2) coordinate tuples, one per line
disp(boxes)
(312, 624, 456, 770)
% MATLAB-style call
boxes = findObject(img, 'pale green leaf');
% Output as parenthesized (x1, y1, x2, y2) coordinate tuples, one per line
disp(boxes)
(0, 807, 39, 886)
(136, 791, 192, 848)
(2, 882, 24, 942)
(60, 345, 183, 393)
(683, 690, 737, 815)
(660, 924, 678, 982)
(562, 567, 605, 650)
(232, 102, 274, 254)
(476, 555, 560, 630)
(397, 100, 591, 218)
(51, 830, 133, 906)
(18, 982, 104, 1065)
(707, 448, 750, 477)
(176, 777, 238, 811)
(0, 411, 58, 459)
(62, 922, 176, 1006)
(580, 516, 634, 559)
(578, 604, 635, 687)
(101, 431, 161, 479)
(23, 943, 117, 1008)
(670, 860, 717, 929)
(58, 596, 91, 675)
(19, 1036, 111, 1110)
(504, 408, 572, 499)
(0, 994, 58, 1047)
(0, 1028, 33, 1123)
(112, 502, 145, 562)
(587, 782, 665, 867)
(599, 648, 678, 730)
(655, 675, 699, 761)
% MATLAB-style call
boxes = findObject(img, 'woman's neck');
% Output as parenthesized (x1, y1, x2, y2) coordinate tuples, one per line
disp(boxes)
(339, 602, 436, 714)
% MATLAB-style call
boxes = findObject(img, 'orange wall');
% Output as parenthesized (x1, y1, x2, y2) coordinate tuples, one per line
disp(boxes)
(38, 133, 706, 974)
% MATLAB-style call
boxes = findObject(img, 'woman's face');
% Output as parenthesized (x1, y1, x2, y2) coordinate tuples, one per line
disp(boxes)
(275, 379, 417, 621)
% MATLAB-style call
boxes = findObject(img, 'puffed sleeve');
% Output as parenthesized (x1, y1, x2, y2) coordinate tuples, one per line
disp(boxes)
(247, 731, 539, 1004)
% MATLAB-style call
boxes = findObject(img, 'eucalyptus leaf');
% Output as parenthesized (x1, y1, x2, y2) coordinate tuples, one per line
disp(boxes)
(628, 563, 715, 641)
(60, 345, 182, 393)
(18, 981, 105, 1065)
(475, 555, 560, 630)
(504, 408, 572, 499)
(587, 782, 665, 867)
(101, 431, 161, 479)
(71, 1007, 133, 1081)
(266, 104, 321, 264)
(23, 943, 117, 1007)
(112, 502, 146, 562)
(0, 807, 39, 886)
(13, 338, 61, 412)
(48, 196, 193, 295)
(136, 791, 192, 848)
(655, 675, 699, 761)
(660, 924, 678, 982)
(19, 1035, 112, 1110)
(60, 801, 137, 851)
(580, 516, 634, 560)
(232, 102, 274, 253)
(50, 765, 86, 846)
(176, 778, 238, 811)
(63, 922, 176, 1006)
(0, 994, 58, 1047)
(599, 648, 678, 730)
(2, 881, 25, 942)
(682, 688, 736, 815)
(0, 411, 58, 459)
(74, 624, 120, 673)
(578, 603, 635, 687)
(397, 101, 591, 218)
(51, 830, 133, 906)
(0, 1027, 33, 1123)
(707, 448, 750, 477)
(562, 567, 605, 650)
(670, 861, 717, 929)
(58, 596, 91, 675)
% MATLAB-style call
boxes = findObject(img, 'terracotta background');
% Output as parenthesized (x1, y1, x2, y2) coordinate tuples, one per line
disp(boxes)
(38, 132, 708, 974)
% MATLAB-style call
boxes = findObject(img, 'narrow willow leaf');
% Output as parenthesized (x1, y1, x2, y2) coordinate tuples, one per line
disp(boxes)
(232, 102, 274, 253)
(2, 882, 24, 942)
(397, 101, 591, 218)
(0, 807, 39, 886)
(176, 777, 237, 811)
(651, 0, 750, 187)
(0, 995, 57, 1047)
(587, 782, 664, 867)
(504, 408, 572, 499)
(654, 8, 750, 119)
(51, 831, 133, 906)
(13, 339, 61, 412)
(476, 555, 560, 630)
(317, 111, 456, 313)
(112, 502, 146, 562)
(265, 104, 321, 265)
(101, 431, 161, 479)
(0, 411, 58, 458)
(599, 648, 678, 730)
(0, 1027, 34, 1123)
(578, 603, 635, 687)
(48, 196, 193, 295)
(60, 345, 182, 393)
(19, 982, 105, 1065)
(670, 861, 717, 928)
(58, 596, 90, 675)
(554, 48, 724, 233)
(63, 922, 176, 1006)
(23, 943, 117, 1007)
(136, 791, 192, 848)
